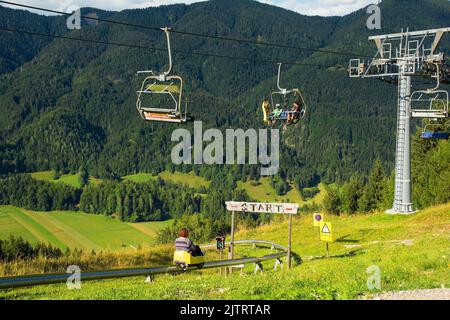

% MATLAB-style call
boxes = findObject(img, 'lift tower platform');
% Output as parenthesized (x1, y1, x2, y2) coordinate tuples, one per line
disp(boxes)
(349, 27, 450, 214)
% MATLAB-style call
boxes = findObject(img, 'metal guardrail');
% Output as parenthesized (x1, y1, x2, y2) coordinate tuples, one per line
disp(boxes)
(0, 240, 287, 289)
(201, 239, 287, 252)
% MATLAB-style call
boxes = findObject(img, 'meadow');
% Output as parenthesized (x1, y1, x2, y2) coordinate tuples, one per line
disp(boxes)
(123, 171, 210, 189)
(237, 178, 327, 205)
(1, 203, 448, 300)
(30, 171, 101, 188)
(0, 206, 172, 251)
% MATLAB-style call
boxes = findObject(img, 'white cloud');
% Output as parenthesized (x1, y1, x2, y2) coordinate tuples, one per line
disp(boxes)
(276, 0, 377, 16)
(1, 0, 379, 16)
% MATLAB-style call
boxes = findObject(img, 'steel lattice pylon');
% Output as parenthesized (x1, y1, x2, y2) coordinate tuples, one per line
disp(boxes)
(349, 27, 450, 214)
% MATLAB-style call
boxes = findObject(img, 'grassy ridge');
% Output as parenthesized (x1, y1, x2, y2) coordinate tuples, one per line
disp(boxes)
(1, 203, 448, 300)
(0, 206, 172, 251)
(238, 179, 327, 206)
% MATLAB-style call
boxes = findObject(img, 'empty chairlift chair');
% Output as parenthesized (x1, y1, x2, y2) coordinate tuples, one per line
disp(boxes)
(136, 27, 192, 123)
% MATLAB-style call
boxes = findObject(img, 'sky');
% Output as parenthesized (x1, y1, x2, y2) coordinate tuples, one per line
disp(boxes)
(1, 0, 380, 16)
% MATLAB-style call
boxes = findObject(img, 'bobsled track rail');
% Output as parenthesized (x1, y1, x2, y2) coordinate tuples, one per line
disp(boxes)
(0, 240, 287, 289)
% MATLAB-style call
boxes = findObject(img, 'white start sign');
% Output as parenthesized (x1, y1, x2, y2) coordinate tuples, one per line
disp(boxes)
(225, 201, 299, 214)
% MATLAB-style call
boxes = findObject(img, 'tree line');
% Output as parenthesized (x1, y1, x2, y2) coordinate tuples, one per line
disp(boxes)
(322, 132, 450, 214)
(0, 174, 80, 211)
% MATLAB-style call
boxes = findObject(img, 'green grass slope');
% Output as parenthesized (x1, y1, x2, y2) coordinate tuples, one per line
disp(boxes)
(237, 179, 327, 206)
(123, 171, 210, 189)
(0, 206, 171, 251)
(1, 203, 448, 300)
(30, 171, 101, 188)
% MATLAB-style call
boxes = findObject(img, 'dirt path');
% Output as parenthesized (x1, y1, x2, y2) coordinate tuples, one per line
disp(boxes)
(369, 288, 449, 300)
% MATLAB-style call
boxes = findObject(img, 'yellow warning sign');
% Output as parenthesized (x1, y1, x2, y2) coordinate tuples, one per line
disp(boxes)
(319, 221, 332, 242)
(313, 213, 324, 227)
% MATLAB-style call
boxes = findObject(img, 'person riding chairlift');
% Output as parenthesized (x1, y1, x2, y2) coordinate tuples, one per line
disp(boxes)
(287, 100, 303, 123)
(175, 228, 203, 257)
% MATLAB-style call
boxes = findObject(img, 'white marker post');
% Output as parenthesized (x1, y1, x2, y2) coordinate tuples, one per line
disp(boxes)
(225, 201, 299, 269)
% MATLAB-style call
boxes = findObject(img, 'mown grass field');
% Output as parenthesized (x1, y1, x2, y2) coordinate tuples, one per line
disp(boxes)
(1, 203, 448, 300)
(0, 206, 172, 251)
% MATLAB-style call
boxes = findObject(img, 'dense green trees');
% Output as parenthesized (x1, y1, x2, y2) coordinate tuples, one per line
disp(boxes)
(341, 175, 363, 214)
(271, 175, 288, 195)
(322, 134, 449, 214)
(0, 236, 63, 262)
(79, 179, 202, 222)
(78, 166, 89, 187)
(323, 185, 342, 215)
(358, 160, 388, 212)
(412, 126, 450, 208)
(0, 174, 80, 211)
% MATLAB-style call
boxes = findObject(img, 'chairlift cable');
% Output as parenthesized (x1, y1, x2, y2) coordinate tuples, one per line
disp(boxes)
(0, 26, 330, 67)
(0, 0, 373, 59)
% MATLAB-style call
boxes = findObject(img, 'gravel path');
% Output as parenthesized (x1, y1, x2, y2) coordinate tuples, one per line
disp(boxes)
(370, 288, 450, 300)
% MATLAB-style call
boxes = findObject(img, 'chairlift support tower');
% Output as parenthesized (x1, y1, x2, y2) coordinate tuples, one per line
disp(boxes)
(349, 27, 450, 214)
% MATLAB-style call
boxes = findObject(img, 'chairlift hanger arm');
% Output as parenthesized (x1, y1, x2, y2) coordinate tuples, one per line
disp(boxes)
(276, 63, 287, 93)
(161, 27, 173, 77)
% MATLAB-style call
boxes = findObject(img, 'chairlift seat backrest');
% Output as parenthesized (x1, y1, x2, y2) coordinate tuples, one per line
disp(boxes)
(146, 83, 180, 93)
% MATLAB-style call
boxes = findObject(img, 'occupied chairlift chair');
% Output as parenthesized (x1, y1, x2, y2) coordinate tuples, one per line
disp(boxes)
(136, 27, 192, 123)
(262, 63, 306, 126)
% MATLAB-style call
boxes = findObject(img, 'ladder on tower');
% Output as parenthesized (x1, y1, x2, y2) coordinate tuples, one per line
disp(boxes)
(393, 75, 408, 205)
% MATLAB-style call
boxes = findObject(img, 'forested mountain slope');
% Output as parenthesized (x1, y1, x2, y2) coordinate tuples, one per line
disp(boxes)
(0, 0, 449, 185)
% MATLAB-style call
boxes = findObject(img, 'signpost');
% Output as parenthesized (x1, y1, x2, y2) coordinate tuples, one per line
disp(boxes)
(216, 236, 226, 275)
(313, 212, 323, 227)
(319, 221, 332, 258)
(225, 201, 299, 268)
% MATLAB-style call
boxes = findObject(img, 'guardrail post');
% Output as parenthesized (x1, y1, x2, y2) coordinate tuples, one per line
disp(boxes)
(145, 275, 155, 283)
(274, 258, 283, 271)
(254, 262, 264, 274)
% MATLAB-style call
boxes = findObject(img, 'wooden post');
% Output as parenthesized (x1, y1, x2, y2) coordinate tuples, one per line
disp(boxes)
(219, 249, 223, 275)
(230, 211, 235, 259)
(326, 242, 330, 258)
(287, 213, 292, 268)
(228, 211, 235, 274)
